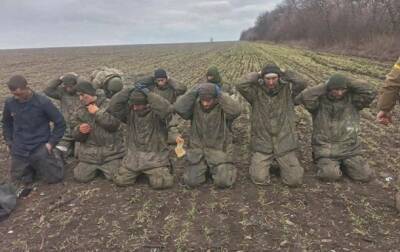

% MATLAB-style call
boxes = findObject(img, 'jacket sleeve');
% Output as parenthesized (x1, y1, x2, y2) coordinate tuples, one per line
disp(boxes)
(218, 92, 242, 120)
(43, 79, 63, 100)
(235, 72, 259, 105)
(169, 78, 187, 96)
(43, 98, 66, 147)
(284, 70, 307, 102)
(95, 103, 120, 132)
(2, 101, 14, 146)
(348, 79, 377, 110)
(147, 92, 173, 120)
(377, 58, 400, 112)
(294, 83, 326, 113)
(107, 86, 133, 123)
(173, 86, 198, 120)
(70, 107, 90, 142)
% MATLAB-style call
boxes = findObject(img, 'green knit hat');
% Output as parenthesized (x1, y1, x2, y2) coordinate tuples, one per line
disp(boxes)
(129, 90, 147, 105)
(206, 66, 221, 84)
(326, 74, 348, 90)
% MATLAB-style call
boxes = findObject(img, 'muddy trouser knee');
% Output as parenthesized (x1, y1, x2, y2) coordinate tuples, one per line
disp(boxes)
(249, 152, 273, 185)
(276, 151, 304, 186)
(211, 163, 237, 188)
(316, 158, 342, 181)
(12, 144, 64, 184)
(74, 162, 99, 183)
(183, 159, 208, 187)
(342, 155, 372, 182)
(113, 160, 140, 186)
(145, 167, 174, 189)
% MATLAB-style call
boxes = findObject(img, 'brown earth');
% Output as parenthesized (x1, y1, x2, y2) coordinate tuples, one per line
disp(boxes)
(0, 42, 399, 251)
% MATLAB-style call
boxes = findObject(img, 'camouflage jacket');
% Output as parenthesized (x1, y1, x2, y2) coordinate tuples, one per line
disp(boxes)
(70, 96, 125, 164)
(236, 72, 306, 156)
(295, 79, 376, 159)
(378, 57, 400, 112)
(44, 79, 81, 124)
(174, 86, 241, 164)
(107, 89, 173, 171)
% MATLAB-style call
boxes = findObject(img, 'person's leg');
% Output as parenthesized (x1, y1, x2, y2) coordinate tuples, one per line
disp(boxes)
(31, 145, 64, 184)
(98, 159, 121, 181)
(249, 152, 273, 185)
(145, 167, 174, 189)
(73, 162, 99, 183)
(10, 156, 34, 184)
(342, 155, 373, 182)
(211, 163, 237, 188)
(183, 159, 208, 188)
(276, 151, 304, 187)
(316, 158, 342, 181)
(113, 163, 140, 187)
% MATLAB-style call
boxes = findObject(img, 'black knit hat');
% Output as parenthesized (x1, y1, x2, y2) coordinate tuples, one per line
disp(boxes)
(75, 80, 96, 96)
(154, 68, 167, 79)
(7, 75, 28, 91)
(129, 90, 147, 105)
(198, 83, 217, 99)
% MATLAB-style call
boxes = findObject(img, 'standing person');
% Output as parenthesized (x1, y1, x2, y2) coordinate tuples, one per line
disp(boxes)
(236, 64, 306, 186)
(107, 79, 174, 189)
(174, 82, 241, 188)
(296, 74, 376, 181)
(376, 57, 400, 211)
(2, 75, 65, 184)
(70, 81, 125, 183)
(44, 73, 81, 160)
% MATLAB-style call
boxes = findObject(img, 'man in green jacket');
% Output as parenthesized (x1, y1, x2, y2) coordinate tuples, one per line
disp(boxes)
(70, 81, 125, 183)
(44, 73, 81, 159)
(236, 64, 306, 187)
(295, 74, 376, 181)
(107, 80, 174, 189)
(174, 82, 241, 188)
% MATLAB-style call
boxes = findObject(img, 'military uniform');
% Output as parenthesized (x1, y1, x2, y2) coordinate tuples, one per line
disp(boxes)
(90, 67, 124, 98)
(295, 74, 376, 181)
(236, 69, 306, 186)
(378, 57, 400, 112)
(108, 88, 174, 189)
(70, 94, 125, 183)
(174, 83, 241, 188)
(44, 75, 80, 158)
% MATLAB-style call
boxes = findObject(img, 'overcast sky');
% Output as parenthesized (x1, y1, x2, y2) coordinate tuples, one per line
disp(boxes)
(0, 0, 281, 49)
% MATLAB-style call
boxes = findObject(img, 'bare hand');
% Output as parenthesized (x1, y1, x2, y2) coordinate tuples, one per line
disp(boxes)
(377, 111, 392, 125)
(45, 143, 53, 154)
(176, 135, 184, 145)
(79, 123, 92, 134)
(87, 104, 99, 114)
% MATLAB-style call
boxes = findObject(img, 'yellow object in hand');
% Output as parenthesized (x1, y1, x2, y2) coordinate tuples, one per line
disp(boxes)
(175, 136, 186, 158)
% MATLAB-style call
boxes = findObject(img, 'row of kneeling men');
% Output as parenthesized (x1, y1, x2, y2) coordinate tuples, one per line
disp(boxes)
(2, 64, 381, 190)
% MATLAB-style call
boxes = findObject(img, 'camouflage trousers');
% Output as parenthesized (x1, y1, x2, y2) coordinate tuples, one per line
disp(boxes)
(316, 155, 372, 182)
(74, 159, 120, 183)
(249, 151, 303, 187)
(184, 155, 237, 189)
(113, 165, 174, 190)
(11, 144, 64, 184)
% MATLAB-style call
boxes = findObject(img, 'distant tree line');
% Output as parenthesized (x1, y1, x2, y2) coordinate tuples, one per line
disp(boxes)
(240, 0, 400, 47)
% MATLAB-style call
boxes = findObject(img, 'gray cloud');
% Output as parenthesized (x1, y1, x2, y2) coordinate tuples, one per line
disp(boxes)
(0, 0, 281, 49)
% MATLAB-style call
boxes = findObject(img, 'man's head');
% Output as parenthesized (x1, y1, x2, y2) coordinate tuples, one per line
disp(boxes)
(154, 68, 168, 88)
(61, 74, 78, 94)
(7, 75, 32, 102)
(206, 66, 221, 84)
(261, 64, 282, 90)
(129, 90, 149, 114)
(326, 74, 349, 100)
(75, 80, 97, 105)
(198, 83, 218, 111)
(106, 77, 123, 97)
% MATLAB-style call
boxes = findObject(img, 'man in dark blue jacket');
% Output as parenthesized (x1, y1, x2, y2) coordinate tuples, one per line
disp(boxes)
(2, 75, 66, 184)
